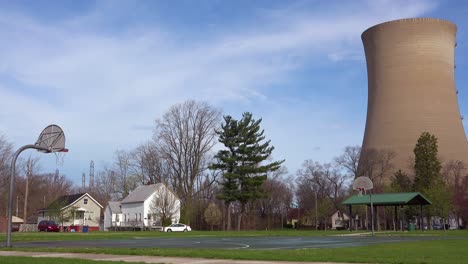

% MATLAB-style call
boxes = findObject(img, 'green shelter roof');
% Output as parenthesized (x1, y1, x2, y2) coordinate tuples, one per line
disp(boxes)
(341, 192, 432, 206)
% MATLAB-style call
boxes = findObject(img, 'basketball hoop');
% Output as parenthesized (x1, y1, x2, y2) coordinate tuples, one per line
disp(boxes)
(54, 149, 68, 167)
(35, 125, 68, 167)
(353, 176, 375, 237)
(357, 187, 364, 196)
(353, 176, 373, 192)
(7, 124, 68, 247)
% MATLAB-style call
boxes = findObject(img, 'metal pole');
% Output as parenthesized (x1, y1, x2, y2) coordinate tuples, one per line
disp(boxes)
(364, 189, 368, 230)
(7, 144, 49, 247)
(420, 204, 423, 231)
(400, 205, 404, 231)
(370, 192, 375, 237)
(315, 191, 318, 230)
(16, 196, 19, 217)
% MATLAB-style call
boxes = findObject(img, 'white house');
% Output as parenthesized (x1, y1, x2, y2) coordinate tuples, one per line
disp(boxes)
(38, 193, 103, 231)
(103, 183, 180, 231)
(331, 210, 350, 230)
(103, 201, 123, 231)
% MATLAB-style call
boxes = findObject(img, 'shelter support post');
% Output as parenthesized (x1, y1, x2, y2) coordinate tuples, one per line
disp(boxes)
(420, 204, 423, 231)
(400, 205, 404, 231)
(394, 206, 397, 231)
(348, 205, 353, 231)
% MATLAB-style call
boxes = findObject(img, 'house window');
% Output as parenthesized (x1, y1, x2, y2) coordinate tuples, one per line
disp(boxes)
(116, 214, 120, 222)
(84, 199, 88, 205)
(147, 214, 151, 220)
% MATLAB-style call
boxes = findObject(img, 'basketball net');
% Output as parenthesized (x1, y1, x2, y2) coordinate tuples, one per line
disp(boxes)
(54, 151, 67, 167)
(357, 188, 364, 196)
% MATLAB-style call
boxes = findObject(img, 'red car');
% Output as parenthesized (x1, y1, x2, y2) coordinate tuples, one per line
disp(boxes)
(37, 220, 60, 232)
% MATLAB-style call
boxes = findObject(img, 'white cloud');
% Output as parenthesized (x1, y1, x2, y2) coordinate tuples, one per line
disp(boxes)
(0, 0, 436, 181)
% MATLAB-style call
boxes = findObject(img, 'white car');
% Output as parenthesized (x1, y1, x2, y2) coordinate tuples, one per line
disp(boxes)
(162, 223, 191, 232)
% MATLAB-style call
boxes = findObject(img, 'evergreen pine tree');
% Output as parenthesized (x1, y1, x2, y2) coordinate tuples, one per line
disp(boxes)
(413, 132, 442, 191)
(210, 116, 240, 230)
(413, 131, 451, 227)
(390, 169, 413, 192)
(211, 112, 284, 231)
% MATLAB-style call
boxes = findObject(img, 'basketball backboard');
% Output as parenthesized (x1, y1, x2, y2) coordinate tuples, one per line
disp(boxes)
(352, 176, 373, 191)
(35, 124, 68, 153)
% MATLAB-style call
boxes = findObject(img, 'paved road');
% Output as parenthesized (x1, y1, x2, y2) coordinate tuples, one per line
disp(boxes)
(10, 235, 450, 250)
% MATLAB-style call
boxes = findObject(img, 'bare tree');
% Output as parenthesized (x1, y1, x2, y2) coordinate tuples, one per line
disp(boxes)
(153, 100, 221, 223)
(296, 160, 349, 228)
(335, 146, 361, 179)
(0, 134, 13, 216)
(298, 161, 348, 210)
(441, 160, 466, 228)
(19, 171, 74, 222)
(358, 148, 396, 188)
(94, 167, 118, 205)
(150, 185, 180, 227)
(442, 160, 466, 186)
(132, 142, 171, 185)
(258, 166, 292, 229)
(18, 157, 41, 222)
(113, 150, 139, 199)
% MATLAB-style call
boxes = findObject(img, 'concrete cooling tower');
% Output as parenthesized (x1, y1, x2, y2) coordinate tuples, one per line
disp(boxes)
(360, 18, 468, 180)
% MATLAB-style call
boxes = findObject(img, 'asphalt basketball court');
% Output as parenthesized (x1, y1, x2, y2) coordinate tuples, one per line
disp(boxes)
(10, 235, 454, 250)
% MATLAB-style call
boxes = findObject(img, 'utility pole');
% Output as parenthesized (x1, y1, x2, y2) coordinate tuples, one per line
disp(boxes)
(23, 158, 31, 222)
(315, 190, 318, 230)
(90, 160, 94, 189)
(16, 196, 19, 217)
(82, 173, 86, 190)
(55, 169, 59, 183)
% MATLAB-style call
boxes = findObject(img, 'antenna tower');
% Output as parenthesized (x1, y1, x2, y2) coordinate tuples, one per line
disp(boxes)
(55, 169, 59, 183)
(90, 160, 94, 189)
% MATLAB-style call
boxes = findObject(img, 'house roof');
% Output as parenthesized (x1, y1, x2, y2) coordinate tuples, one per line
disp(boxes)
(54, 193, 86, 207)
(341, 192, 432, 206)
(121, 183, 163, 204)
(12, 216, 24, 223)
(287, 208, 306, 220)
(332, 210, 350, 219)
(43, 193, 103, 211)
(107, 201, 122, 213)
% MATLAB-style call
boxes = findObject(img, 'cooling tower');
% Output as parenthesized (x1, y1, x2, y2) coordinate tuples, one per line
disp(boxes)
(360, 18, 468, 180)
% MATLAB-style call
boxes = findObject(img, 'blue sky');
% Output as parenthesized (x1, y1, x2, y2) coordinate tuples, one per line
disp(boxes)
(1, 0, 468, 184)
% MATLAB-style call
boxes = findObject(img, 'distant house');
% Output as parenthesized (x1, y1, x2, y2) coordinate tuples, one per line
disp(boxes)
(38, 193, 103, 231)
(103, 183, 180, 231)
(0, 216, 23, 233)
(287, 208, 307, 228)
(331, 210, 350, 230)
(103, 201, 123, 231)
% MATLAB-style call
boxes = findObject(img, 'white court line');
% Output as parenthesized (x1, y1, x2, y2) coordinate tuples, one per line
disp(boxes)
(228, 243, 250, 249)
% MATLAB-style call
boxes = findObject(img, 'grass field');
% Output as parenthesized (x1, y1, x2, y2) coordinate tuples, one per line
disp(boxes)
(0, 229, 352, 242)
(1, 229, 467, 242)
(0, 256, 146, 264)
(2, 230, 468, 264)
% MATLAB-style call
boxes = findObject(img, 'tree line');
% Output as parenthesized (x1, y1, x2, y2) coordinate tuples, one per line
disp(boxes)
(1, 101, 468, 230)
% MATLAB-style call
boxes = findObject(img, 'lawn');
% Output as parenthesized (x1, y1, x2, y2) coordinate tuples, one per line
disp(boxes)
(0, 256, 146, 264)
(0, 229, 352, 242)
(2, 230, 468, 264)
